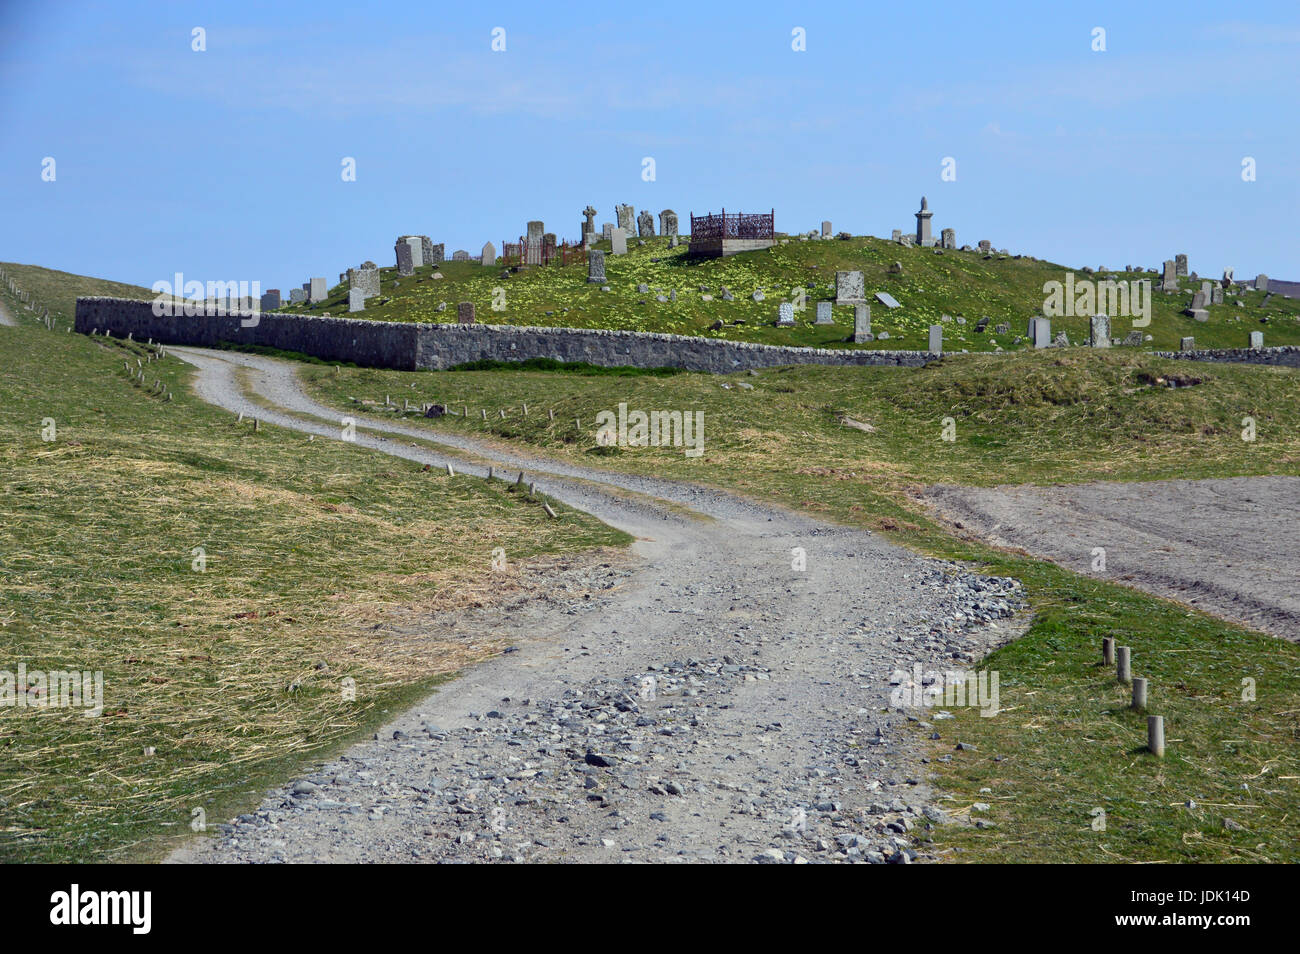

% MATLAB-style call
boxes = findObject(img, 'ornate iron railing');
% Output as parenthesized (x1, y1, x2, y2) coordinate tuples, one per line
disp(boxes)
(689, 208, 775, 241)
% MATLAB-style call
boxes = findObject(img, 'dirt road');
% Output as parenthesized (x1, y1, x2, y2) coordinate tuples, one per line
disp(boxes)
(165, 348, 1025, 863)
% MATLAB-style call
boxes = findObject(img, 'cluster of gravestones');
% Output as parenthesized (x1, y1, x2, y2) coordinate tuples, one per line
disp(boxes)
(884, 197, 961, 250)
(587, 205, 679, 252)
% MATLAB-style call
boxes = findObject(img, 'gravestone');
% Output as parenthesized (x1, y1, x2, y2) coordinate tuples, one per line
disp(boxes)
(611, 229, 627, 255)
(428, 242, 444, 263)
(1161, 260, 1177, 291)
(1180, 337, 1195, 351)
(815, 301, 833, 324)
(928, 325, 943, 354)
(452, 249, 470, 262)
(852, 304, 872, 342)
(481, 242, 496, 267)
(777, 302, 795, 326)
(835, 270, 866, 304)
(289, 288, 307, 303)
(309, 278, 327, 303)
(941, 228, 955, 249)
(821, 221, 832, 239)
(396, 242, 415, 276)
(1222, 268, 1234, 287)
(638, 210, 655, 238)
(1122, 331, 1143, 346)
(874, 291, 901, 309)
(1201, 280, 1214, 304)
(616, 204, 635, 236)
(1030, 316, 1052, 349)
(260, 289, 281, 312)
(348, 289, 365, 312)
(1256, 274, 1269, 292)
(978, 239, 991, 252)
(457, 302, 476, 325)
(659, 209, 678, 237)
(348, 266, 380, 300)
(1175, 254, 1188, 277)
(582, 205, 598, 245)
(1184, 290, 1209, 322)
(669, 235, 679, 248)
(891, 229, 902, 242)
(1249, 331, 1263, 349)
(587, 250, 607, 284)
(1211, 285, 1223, 305)
(602, 223, 614, 241)
(1089, 314, 1110, 347)
(527, 221, 544, 244)
(915, 197, 933, 246)
(407, 237, 425, 267)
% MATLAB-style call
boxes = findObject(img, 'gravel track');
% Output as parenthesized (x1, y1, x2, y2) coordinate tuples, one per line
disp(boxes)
(165, 348, 1027, 864)
(926, 478, 1300, 641)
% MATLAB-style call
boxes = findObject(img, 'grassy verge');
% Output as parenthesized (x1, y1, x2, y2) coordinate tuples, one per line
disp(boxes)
(297, 349, 1300, 862)
(0, 310, 629, 863)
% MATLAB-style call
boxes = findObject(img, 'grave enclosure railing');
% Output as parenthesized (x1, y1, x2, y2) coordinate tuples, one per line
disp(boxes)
(500, 239, 587, 268)
(688, 209, 775, 241)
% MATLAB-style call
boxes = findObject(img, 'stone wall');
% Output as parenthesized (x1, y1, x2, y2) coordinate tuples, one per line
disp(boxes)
(1152, 346, 1300, 368)
(75, 297, 420, 370)
(76, 296, 937, 374)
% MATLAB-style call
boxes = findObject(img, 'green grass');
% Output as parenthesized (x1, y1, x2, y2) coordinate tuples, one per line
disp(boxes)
(297, 350, 1300, 862)
(0, 281, 629, 863)
(275, 237, 1300, 353)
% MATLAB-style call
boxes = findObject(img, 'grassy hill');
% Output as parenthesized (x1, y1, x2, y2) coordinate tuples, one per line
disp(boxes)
(0, 262, 157, 327)
(282, 236, 1300, 353)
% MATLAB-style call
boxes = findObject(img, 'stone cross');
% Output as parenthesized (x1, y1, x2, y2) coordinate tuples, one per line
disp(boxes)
(582, 205, 597, 243)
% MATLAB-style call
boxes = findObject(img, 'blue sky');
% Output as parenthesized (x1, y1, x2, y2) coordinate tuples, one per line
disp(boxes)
(1, 0, 1296, 291)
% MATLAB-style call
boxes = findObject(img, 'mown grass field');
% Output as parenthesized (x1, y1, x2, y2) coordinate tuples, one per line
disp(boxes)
(299, 350, 1300, 862)
(281, 236, 1300, 354)
(0, 281, 629, 863)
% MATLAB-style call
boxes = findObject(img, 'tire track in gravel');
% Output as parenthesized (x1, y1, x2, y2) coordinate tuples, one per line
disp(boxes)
(165, 347, 1028, 864)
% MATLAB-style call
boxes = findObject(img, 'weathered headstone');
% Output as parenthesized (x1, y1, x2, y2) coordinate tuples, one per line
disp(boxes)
(1184, 290, 1208, 322)
(821, 221, 832, 239)
(978, 239, 992, 252)
(427, 242, 444, 263)
(637, 210, 655, 238)
(891, 229, 902, 242)
(601, 223, 614, 241)
(852, 304, 872, 342)
(1249, 331, 1263, 349)
(928, 324, 943, 354)
(348, 266, 380, 300)
(1211, 284, 1223, 305)
(875, 291, 901, 309)
(659, 209, 678, 237)
(1161, 260, 1177, 291)
(611, 229, 627, 255)
(348, 289, 365, 312)
(1180, 336, 1195, 351)
(941, 228, 955, 250)
(452, 249, 470, 262)
(309, 277, 327, 303)
(289, 287, 307, 303)
(587, 250, 606, 284)
(1090, 314, 1111, 347)
(668, 235, 679, 248)
(260, 289, 281, 312)
(527, 221, 544, 244)
(1256, 274, 1269, 292)
(1122, 330, 1143, 346)
(457, 302, 476, 325)
(582, 206, 598, 245)
(1175, 254, 1188, 278)
(616, 204, 635, 237)
(481, 242, 496, 267)
(777, 302, 795, 326)
(1030, 316, 1052, 349)
(835, 270, 866, 304)
(397, 242, 415, 276)
(815, 301, 833, 324)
